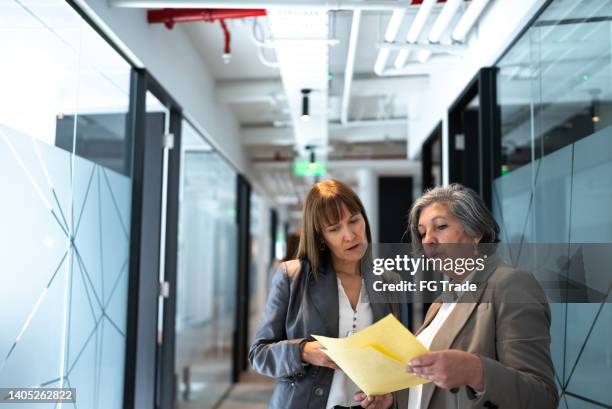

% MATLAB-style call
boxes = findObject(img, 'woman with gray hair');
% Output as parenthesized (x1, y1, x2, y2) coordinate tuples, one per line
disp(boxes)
(355, 183, 558, 409)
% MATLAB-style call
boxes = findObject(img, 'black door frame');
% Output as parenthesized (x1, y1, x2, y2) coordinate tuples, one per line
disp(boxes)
(447, 67, 500, 208)
(421, 122, 443, 191)
(233, 174, 252, 382)
(123, 68, 182, 409)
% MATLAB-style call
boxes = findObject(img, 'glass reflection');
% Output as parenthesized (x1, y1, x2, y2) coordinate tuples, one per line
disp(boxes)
(175, 120, 238, 409)
(496, 1, 612, 174)
(494, 1, 612, 407)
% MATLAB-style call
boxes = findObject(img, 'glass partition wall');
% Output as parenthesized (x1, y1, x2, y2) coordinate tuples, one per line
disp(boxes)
(0, 1, 132, 407)
(175, 120, 238, 409)
(1, 2, 261, 409)
(493, 1, 612, 407)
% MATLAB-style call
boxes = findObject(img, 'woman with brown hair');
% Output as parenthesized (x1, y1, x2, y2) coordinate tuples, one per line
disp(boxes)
(249, 179, 397, 409)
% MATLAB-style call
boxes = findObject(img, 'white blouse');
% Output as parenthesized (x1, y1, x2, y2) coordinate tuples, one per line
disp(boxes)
(406, 301, 458, 409)
(407, 273, 478, 409)
(325, 278, 374, 409)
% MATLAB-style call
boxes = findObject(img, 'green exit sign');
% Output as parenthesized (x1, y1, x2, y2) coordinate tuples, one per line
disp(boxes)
(294, 161, 326, 177)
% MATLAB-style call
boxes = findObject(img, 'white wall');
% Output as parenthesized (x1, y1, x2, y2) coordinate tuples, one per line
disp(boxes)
(407, 0, 548, 159)
(78, 0, 249, 173)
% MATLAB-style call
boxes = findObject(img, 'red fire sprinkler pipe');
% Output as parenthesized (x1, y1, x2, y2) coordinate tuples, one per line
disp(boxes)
(219, 19, 230, 60)
(148, 8, 266, 62)
(148, 8, 267, 29)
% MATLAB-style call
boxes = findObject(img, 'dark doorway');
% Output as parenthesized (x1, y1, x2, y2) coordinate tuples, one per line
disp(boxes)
(378, 176, 413, 243)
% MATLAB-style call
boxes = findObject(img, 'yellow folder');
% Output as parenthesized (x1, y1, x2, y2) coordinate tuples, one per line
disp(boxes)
(313, 314, 430, 396)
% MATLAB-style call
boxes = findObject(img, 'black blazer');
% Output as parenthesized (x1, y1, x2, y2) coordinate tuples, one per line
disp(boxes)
(249, 258, 401, 409)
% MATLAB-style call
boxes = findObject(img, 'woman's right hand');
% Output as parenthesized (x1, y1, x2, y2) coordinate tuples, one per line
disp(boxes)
(301, 341, 340, 370)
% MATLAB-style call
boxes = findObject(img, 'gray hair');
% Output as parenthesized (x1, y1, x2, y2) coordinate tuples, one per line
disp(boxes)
(408, 183, 500, 245)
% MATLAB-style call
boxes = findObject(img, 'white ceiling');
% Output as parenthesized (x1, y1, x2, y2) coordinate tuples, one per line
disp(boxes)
(145, 1, 494, 214)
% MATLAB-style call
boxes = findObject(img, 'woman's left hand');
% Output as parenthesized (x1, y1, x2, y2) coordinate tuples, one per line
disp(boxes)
(406, 350, 484, 391)
(353, 391, 393, 409)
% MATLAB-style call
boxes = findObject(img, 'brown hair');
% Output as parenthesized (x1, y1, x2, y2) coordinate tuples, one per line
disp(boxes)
(282, 229, 300, 262)
(297, 179, 372, 274)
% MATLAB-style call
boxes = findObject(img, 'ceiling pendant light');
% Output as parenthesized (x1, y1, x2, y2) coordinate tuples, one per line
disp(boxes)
(301, 89, 311, 121)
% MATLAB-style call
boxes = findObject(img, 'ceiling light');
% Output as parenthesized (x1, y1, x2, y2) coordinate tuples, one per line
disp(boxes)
(374, 9, 405, 75)
(301, 89, 311, 121)
(589, 90, 601, 124)
(429, 0, 463, 43)
(395, 0, 436, 69)
(385, 10, 405, 42)
(452, 0, 490, 43)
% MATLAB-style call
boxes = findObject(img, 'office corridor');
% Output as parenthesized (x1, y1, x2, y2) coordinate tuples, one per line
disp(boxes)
(2, 1, 612, 409)
(216, 372, 274, 409)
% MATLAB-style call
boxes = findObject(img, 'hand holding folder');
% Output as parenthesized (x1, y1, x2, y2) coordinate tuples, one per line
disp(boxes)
(313, 314, 430, 396)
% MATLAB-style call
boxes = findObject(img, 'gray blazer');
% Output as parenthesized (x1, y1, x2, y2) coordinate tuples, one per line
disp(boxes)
(395, 255, 559, 409)
(249, 258, 400, 409)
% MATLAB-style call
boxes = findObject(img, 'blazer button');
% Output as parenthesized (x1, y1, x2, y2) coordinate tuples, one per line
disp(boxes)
(314, 387, 324, 396)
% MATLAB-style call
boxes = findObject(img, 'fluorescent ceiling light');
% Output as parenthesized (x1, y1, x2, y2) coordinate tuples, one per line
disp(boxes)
(375, 9, 405, 75)
(395, 0, 436, 69)
(452, 0, 490, 43)
(385, 9, 405, 41)
(406, 0, 436, 43)
(428, 0, 462, 43)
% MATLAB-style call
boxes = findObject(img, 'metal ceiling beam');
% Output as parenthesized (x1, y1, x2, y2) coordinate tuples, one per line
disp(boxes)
(253, 159, 420, 174)
(378, 41, 468, 54)
(216, 77, 428, 104)
(216, 79, 284, 104)
(241, 122, 406, 145)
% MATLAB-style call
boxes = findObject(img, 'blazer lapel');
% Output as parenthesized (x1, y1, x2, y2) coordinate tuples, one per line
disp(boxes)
(419, 255, 501, 409)
(307, 262, 339, 338)
(418, 288, 486, 409)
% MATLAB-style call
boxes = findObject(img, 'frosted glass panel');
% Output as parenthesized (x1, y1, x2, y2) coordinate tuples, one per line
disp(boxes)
(0, 1, 132, 408)
(565, 301, 612, 406)
(570, 127, 612, 243)
(0, 126, 131, 406)
(492, 160, 536, 245)
(532, 146, 572, 243)
(0, 127, 131, 407)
